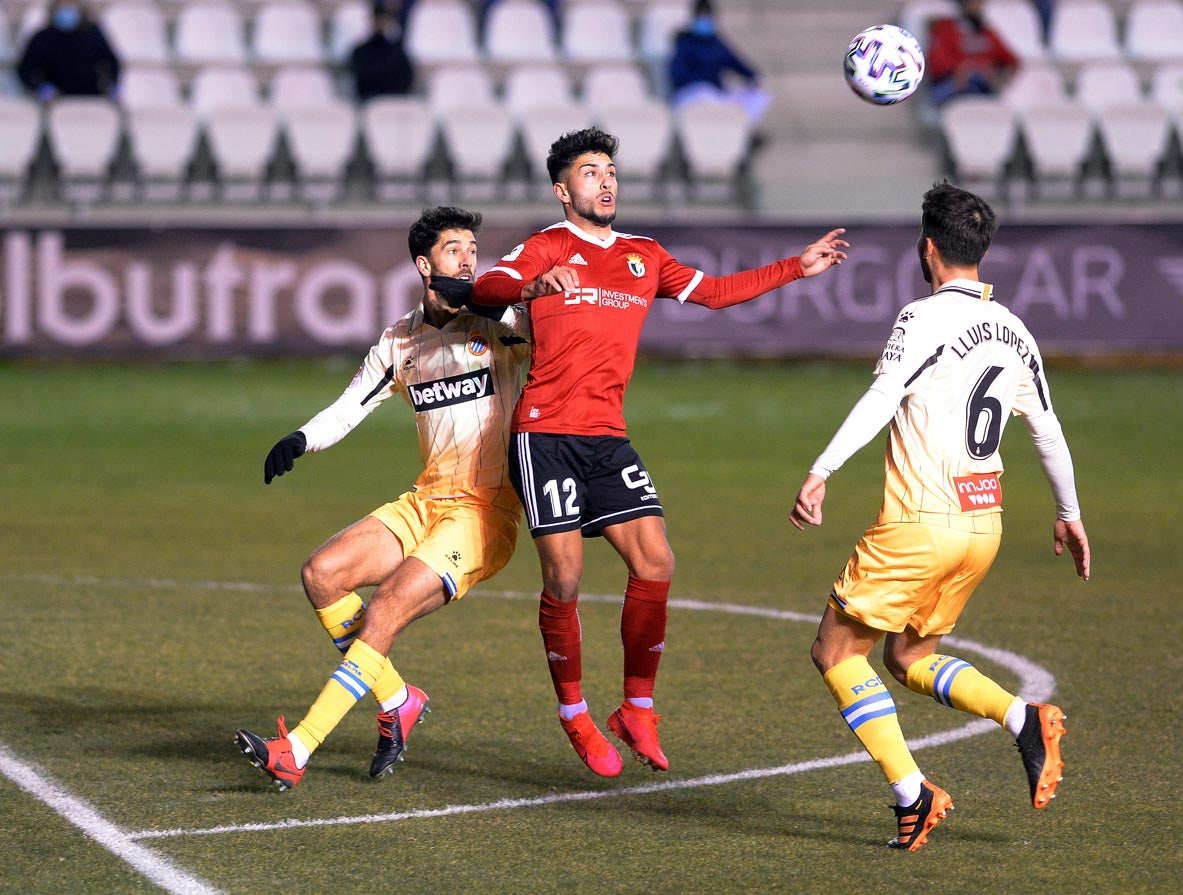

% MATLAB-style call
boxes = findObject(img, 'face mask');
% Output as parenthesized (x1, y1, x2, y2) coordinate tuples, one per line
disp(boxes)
(691, 15, 715, 36)
(53, 6, 81, 30)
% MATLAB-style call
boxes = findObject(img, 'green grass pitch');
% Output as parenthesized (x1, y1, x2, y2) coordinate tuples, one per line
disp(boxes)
(1, 359, 1179, 894)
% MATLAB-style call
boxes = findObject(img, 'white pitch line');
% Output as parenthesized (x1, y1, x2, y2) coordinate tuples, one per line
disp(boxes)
(0, 742, 223, 895)
(1, 574, 1055, 847)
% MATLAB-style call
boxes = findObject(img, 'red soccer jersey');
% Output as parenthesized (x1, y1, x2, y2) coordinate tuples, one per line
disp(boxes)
(473, 220, 804, 435)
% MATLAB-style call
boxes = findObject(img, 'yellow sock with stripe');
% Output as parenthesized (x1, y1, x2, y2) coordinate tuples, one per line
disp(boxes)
(823, 655, 919, 785)
(905, 654, 1015, 728)
(290, 639, 387, 760)
(315, 593, 405, 705)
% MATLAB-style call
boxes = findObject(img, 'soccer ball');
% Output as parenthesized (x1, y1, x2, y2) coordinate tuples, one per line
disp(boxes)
(844, 24, 925, 105)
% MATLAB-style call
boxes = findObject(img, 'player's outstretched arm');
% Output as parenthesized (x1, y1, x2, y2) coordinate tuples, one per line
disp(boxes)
(264, 431, 307, 484)
(798, 229, 849, 277)
(520, 265, 580, 300)
(789, 473, 827, 530)
(1053, 518, 1090, 581)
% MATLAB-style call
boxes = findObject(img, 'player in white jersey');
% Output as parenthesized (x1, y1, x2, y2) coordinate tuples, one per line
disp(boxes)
(789, 184, 1090, 851)
(235, 207, 531, 791)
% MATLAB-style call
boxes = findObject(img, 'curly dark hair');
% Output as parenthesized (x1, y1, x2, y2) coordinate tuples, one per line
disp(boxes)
(407, 206, 482, 261)
(546, 128, 620, 184)
(920, 182, 997, 267)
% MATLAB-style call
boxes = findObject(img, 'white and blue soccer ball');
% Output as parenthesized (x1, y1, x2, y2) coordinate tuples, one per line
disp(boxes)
(844, 24, 926, 105)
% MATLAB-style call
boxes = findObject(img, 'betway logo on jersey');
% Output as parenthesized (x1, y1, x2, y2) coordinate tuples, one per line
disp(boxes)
(563, 287, 649, 310)
(953, 473, 1002, 511)
(408, 368, 493, 411)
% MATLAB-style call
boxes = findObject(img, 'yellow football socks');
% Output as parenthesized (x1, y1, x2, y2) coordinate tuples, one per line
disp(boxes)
(292, 639, 387, 754)
(905, 654, 1014, 727)
(314, 593, 405, 705)
(823, 655, 919, 785)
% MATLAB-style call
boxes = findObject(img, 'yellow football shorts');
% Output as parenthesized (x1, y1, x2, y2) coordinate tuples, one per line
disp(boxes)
(370, 490, 520, 602)
(829, 519, 1002, 636)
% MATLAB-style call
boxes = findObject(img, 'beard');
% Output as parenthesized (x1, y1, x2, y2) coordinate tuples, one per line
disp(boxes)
(573, 195, 616, 227)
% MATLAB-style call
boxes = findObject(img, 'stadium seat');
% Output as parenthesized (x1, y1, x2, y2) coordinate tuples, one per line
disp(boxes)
(281, 100, 358, 203)
(269, 66, 338, 111)
(1095, 102, 1173, 196)
(438, 104, 516, 198)
(0, 97, 41, 207)
(675, 100, 752, 198)
(14, 4, 47, 51)
(100, 2, 169, 66)
(1048, 0, 1122, 63)
(1124, 0, 1183, 64)
(483, 0, 558, 67)
(595, 99, 674, 200)
(1150, 62, 1183, 121)
(939, 95, 1018, 186)
(405, 0, 480, 67)
(360, 96, 438, 199)
(174, 2, 249, 67)
(561, 0, 633, 70)
(581, 64, 652, 115)
(252, 0, 326, 67)
(191, 67, 263, 115)
(502, 64, 575, 120)
(1072, 61, 1145, 116)
(1016, 101, 1096, 196)
(119, 65, 183, 109)
(1000, 61, 1069, 110)
(328, 0, 371, 63)
(46, 97, 123, 205)
(125, 104, 200, 200)
(981, 0, 1048, 61)
(426, 65, 496, 115)
(517, 102, 594, 195)
(202, 105, 281, 201)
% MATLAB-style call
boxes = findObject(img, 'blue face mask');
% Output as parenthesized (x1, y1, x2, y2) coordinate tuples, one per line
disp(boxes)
(691, 15, 715, 36)
(53, 6, 81, 31)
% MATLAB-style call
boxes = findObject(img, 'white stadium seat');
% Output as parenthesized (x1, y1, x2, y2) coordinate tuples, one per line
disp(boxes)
(190, 67, 262, 116)
(426, 65, 496, 115)
(982, 0, 1047, 61)
(561, 0, 633, 68)
(595, 99, 674, 199)
(484, 0, 558, 66)
(1124, 0, 1183, 64)
(46, 97, 123, 203)
(361, 96, 438, 198)
(269, 66, 338, 111)
(125, 104, 200, 200)
(1095, 103, 1173, 194)
(1017, 101, 1095, 193)
(502, 64, 575, 119)
(438, 104, 516, 192)
(252, 0, 325, 66)
(0, 97, 42, 205)
(1048, 0, 1122, 63)
(119, 65, 182, 109)
(675, 99, 752, 190)
(329, 0, 372, 63)
(175, 2, 249, 66)
(581, 64, 652, 115)
(1073, 61, 1145, 116)
(405, 0, 480, 67)
(100, 2, 170, 66)
(202, 105, 280, 200)
(940, 96, 1018, 189)
(282, 101, 358, 202)
(1001, 61, 1069, 110)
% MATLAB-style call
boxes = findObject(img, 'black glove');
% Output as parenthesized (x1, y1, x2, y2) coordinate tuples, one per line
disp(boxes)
(429, 275, 474, 308)
(430, 275, 506, 320)
(263, 431, 306, 484)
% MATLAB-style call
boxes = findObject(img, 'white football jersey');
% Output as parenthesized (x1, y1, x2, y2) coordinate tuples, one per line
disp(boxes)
(872, 278, 1052, 521)
(300, 305, 531, 504)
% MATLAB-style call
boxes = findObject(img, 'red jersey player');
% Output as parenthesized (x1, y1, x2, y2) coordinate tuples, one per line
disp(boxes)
(472, 127, 847, 777)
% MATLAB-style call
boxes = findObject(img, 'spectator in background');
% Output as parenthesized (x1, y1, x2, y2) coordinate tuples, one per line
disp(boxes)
(925, 0, 1019, 107)
(668, 0, 769, 126)
(17, 0, 121, 102)
(349, 1, 416, 101)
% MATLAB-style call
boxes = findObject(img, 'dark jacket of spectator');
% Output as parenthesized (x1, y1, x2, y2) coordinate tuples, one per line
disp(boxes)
(17, 2, 121, 100)
(668, 2, 759, 94)
(350, 3, 416, 100)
